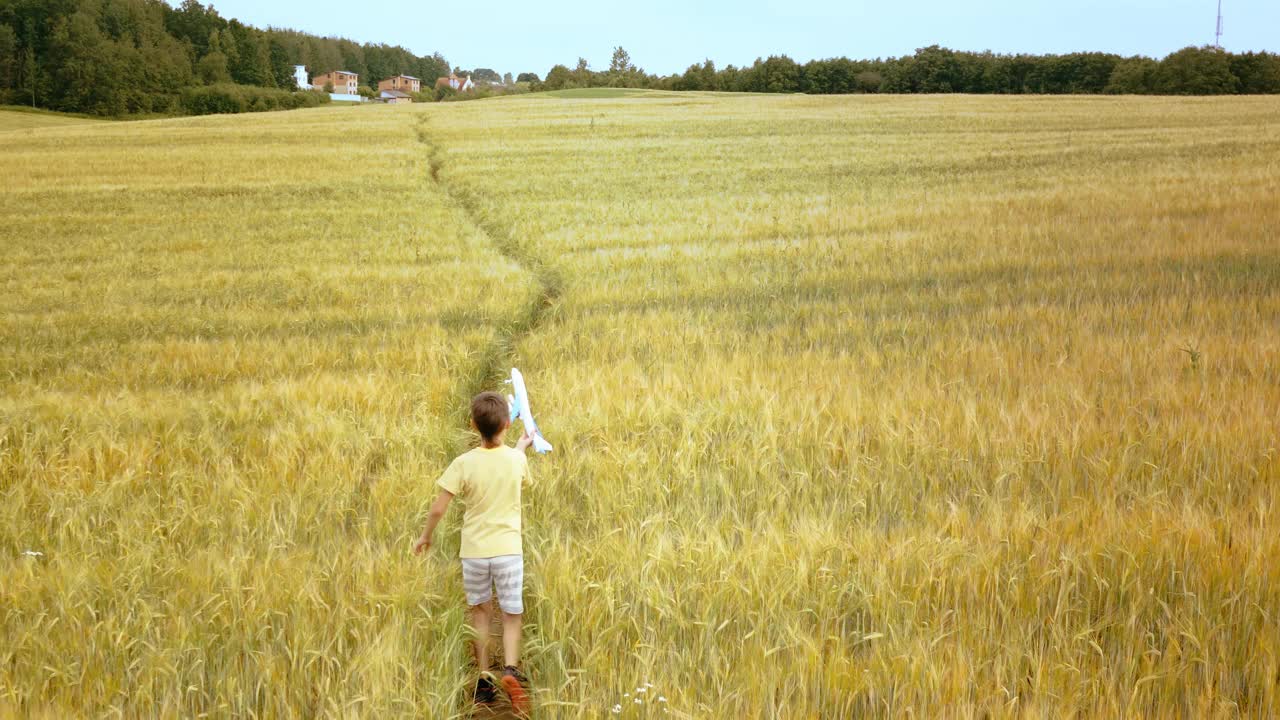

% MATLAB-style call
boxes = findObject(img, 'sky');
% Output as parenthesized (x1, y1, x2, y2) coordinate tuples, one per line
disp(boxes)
(192, 0, 1280, 77)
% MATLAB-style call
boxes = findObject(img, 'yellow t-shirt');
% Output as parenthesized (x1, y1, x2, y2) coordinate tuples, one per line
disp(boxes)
(437, 445, 532, 559)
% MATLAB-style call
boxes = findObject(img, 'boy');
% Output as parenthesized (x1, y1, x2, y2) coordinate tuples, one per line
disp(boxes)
(414, 391, 535, 715)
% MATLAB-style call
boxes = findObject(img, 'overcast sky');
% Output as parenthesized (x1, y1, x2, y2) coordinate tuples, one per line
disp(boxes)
(192, 0, 1280, 77)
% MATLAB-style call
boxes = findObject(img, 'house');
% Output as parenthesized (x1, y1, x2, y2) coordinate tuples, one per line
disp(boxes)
(380, 89, 413, 105)
(378, 75, 421, 93)
(435, 73, 475, 92)
(293, 65, 308, 90)
(313, 69, 360, 96)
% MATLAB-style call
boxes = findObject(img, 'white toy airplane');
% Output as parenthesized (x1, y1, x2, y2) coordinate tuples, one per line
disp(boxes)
(507, 367, 553, 454)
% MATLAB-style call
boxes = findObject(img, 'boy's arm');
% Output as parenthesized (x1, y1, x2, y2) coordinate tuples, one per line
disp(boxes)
(515, 428, 533, 453)
(413, 489, 454, 554)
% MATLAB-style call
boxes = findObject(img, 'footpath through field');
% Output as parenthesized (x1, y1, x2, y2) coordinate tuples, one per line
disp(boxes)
(411, 110, 559, 720)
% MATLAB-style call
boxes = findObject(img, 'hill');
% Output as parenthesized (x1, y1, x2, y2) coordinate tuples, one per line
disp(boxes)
(0, 105, 104, 131)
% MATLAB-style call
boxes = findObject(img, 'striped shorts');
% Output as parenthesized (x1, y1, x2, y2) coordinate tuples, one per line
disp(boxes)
(461, 554, 524, 614)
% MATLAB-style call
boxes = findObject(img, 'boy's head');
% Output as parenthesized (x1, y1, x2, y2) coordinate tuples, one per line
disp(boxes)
(470, 391, 510, 441)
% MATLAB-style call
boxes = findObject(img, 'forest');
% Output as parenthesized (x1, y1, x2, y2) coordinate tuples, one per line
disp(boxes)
(540, 45, 1280, 96)
(0, 0, 449, 115)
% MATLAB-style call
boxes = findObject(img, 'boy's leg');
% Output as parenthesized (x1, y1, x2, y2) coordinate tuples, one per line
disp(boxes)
(490, 555, 529, 715)
(501, 611, 523, 667)
(462, 558, 496, 671)
(491, 554, 525, 665)
(469, 601, 492, 670)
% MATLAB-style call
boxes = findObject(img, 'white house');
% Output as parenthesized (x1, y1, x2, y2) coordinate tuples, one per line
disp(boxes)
(435, 73, 475, 92)
(293, 65, 308, 90)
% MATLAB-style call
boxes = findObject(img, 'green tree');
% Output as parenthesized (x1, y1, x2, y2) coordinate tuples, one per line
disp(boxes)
(1105, 57, 1158, 94)
(806, 57, 858, 94)
(676, 61, 705, 90)
(698, 59, 717, 90)
(1156, 46, 1239, 95)
(981, 55, 1019, 94)
(910, 45, 963, 92)
(21, 42, 36, 106)
(197, 29, 229, 84)
(226, 21, 270, 86)
(0, 23, 17, 96)
(50, 10, 121, 114)
(503, 71, 513, 85)
(268, 37, 293, 87)
(516, 72, 539, 83)
(18, 18, 41, 108)
(541, 64, 571, 90)
(745, 55, 801, 93)
(571, 57, 592, 87)
(719, 64, 742, 91)
(1230, 51, 1280, 94)
(164, 0, 226, 59)
(607, 45, 640, 87)
(609, 46, 633, 73)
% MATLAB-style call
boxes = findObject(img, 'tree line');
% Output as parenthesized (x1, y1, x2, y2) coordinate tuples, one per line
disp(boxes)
(0, 0, 450, 115)
(536, 45, 1280, 95)
(4, 1, 1277, 117)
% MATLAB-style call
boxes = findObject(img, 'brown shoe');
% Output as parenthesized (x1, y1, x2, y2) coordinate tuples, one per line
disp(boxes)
(500, 665, 530, 717)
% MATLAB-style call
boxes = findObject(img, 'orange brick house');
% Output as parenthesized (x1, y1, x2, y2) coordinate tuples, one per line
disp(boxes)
(311, 70, 358, 94)
(378, 75, 421, 93)
(435, 73, 475, 92)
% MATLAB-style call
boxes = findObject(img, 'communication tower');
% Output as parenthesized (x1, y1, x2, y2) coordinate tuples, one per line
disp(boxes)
(1215, 0, 1224, 48)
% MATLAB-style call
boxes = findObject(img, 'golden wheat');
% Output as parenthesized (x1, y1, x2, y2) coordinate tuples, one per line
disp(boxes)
(2, 93, 1278, 718)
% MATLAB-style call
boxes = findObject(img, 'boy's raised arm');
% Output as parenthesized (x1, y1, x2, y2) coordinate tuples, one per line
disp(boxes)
(413, 489, 454, 554)
(515, 429, 533, 453)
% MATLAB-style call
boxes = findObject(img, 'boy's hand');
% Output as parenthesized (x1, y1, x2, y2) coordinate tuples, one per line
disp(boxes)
(413, 534, 432, 555)
(516, 429, 533, 453)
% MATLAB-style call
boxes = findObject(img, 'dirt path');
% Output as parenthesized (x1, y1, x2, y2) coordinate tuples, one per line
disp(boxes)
(414, 110, 555, 719)
(414, 111, 562, 419)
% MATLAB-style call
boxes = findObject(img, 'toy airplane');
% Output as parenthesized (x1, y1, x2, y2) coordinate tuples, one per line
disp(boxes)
(507, 367, 553, 454)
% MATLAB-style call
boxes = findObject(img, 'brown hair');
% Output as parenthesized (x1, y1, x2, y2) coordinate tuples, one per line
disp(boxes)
(471, 391, 509, 440)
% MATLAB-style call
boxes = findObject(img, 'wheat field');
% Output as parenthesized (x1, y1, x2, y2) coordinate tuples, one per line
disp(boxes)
(0, 106, 103, 131)
(2, 93, 1278, 718)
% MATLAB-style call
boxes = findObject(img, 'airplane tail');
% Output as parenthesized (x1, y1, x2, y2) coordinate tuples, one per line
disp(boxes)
(531, 433, 553, 454)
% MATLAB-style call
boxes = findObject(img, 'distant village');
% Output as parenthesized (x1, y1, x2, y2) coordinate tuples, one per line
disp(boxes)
(293, 66, 478, 104)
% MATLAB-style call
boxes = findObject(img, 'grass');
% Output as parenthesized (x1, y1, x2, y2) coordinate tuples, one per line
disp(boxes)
(0, 105, 106, 131)
(2, 94, 1279, 718)
(537, 88, 657, 99)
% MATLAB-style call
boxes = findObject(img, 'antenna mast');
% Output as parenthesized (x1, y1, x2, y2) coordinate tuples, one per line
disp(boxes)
(1215, 0, 1224, 48)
